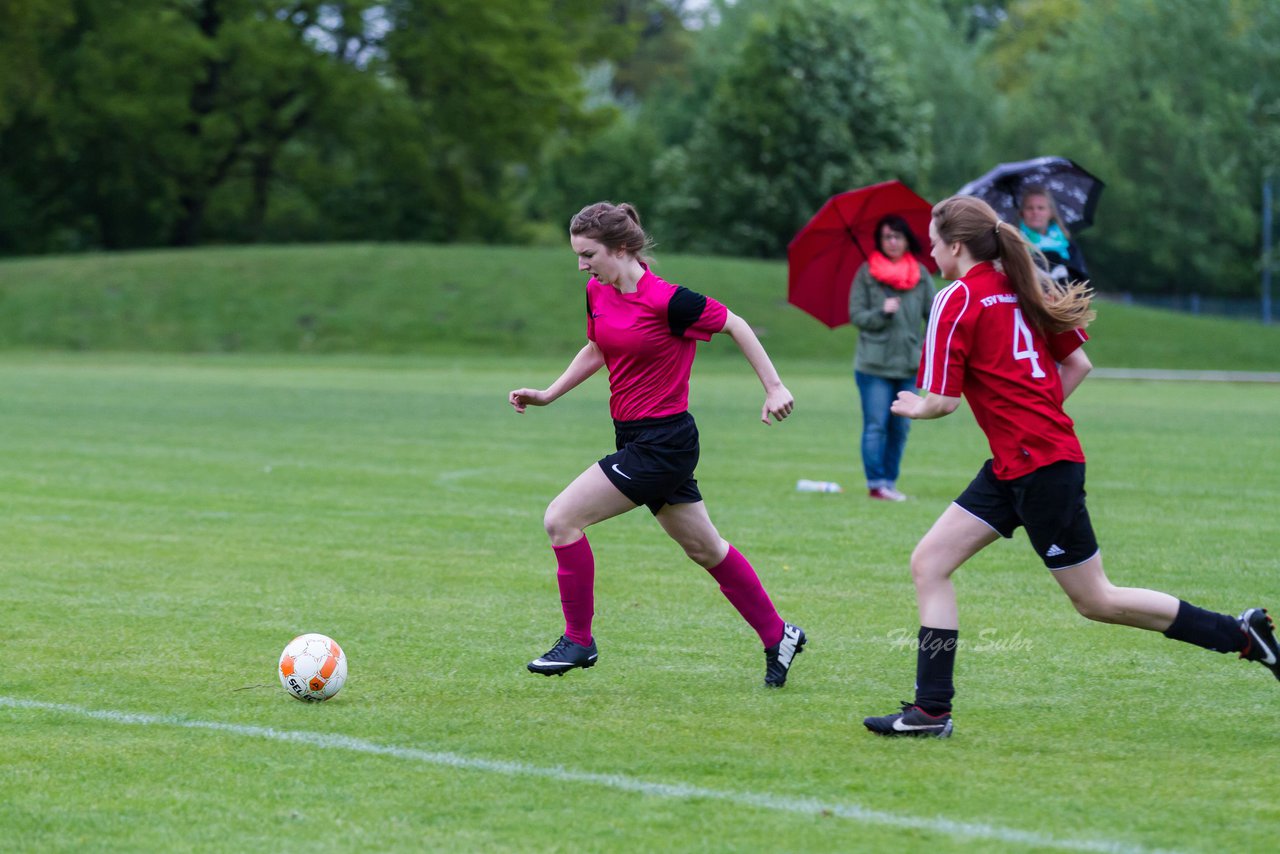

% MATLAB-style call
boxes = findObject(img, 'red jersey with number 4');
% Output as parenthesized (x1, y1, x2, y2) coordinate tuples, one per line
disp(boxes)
(586, 268, 728, 422)
(919, 261, 1089, 480)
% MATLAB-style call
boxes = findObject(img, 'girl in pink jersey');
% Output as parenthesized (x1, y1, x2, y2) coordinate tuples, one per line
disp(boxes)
(864, 195, 1278, 737)
(508, 201, 806, 687)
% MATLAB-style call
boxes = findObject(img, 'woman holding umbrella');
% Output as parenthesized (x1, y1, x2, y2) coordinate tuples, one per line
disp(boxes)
(848, 215, 935, 501)
(1017, 185, 1088, 283)
(955, 156, 1102, 285)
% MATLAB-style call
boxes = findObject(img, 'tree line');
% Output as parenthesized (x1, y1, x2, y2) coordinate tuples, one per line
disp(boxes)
(1, 0, 1276, 297)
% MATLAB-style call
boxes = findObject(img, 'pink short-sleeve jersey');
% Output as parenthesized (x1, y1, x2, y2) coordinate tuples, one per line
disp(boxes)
(586, 268, 728, 422)
(918, 261, 1089, 480)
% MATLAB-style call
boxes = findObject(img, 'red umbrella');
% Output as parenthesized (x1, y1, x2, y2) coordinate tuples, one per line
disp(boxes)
(787, 180, 937, 328)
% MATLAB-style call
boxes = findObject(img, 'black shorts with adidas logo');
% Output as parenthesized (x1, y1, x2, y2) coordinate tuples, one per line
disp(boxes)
(599, 411, 703, 516)
(954, 459, 1099, 569)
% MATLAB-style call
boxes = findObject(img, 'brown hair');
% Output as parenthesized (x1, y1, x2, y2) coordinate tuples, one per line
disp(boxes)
(933, 195, 1094, 334)
(569, 202, 654, 263)
(1019, 185, 1072, 240)
(874, 214, 923, 255)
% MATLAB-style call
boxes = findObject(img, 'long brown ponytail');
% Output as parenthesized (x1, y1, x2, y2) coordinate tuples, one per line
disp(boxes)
(933, 195, 1095, 334)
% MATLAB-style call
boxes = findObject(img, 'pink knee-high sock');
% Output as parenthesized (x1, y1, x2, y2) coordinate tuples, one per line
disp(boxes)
(554, 536, 595, 646)
(706, 545, 785, 647)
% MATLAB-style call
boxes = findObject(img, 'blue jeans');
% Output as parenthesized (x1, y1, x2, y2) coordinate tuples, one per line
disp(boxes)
(855, 371, 915, 489)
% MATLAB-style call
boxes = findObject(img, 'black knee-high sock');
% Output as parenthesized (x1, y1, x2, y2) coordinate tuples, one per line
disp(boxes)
(914, 626, 958, 715)
(1162, 600, 1245, 653)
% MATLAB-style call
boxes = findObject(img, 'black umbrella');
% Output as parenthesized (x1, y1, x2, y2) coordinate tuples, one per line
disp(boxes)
(957, 156, 1105, 231)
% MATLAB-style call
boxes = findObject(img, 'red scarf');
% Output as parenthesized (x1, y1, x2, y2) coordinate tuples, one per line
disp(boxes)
(868, 250, 921, 291)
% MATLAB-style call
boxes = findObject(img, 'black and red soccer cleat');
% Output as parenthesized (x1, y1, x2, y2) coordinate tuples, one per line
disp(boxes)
(864, 702, 954, 738)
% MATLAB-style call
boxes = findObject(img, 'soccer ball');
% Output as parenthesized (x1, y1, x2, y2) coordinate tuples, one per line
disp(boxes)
(278, 633, 348, 702)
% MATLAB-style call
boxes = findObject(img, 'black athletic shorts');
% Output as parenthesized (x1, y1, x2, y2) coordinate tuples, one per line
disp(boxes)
(954, 459, 1099, 570)
(599, 411, 703, 516)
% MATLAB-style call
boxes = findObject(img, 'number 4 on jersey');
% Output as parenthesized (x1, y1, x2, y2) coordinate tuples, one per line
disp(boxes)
(1012, 309, 1046, 378)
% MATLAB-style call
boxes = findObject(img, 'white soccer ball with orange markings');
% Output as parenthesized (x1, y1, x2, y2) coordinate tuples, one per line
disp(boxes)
(278, 633, 347, 702)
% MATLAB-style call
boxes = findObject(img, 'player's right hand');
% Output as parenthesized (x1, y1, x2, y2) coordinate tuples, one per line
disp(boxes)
(508, 388, 549, 413)
(889, 389, 924, 418)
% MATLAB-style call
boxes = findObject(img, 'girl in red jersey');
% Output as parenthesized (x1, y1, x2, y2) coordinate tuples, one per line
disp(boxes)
(864, 195, 1278, 737)
(508, 202, 806, 687)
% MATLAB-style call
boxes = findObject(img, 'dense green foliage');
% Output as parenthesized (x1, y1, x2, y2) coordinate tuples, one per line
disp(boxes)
(1, 0, 1276, 299)
(0, 0, 611, 249)
(651, 0, 928, 257)
(990, 0, 1280, 297)
(2, 354, 1277, 851)
(2, 243, 1278, 368)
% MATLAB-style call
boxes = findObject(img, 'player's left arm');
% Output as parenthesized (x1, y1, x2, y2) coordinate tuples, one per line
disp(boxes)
(720, 310, 794, 425)
(1058, 347, 1092, 400)
(898, 282, 964, 421)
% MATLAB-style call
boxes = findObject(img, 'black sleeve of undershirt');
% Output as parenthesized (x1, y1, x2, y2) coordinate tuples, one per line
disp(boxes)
(667, 286, 708, 337)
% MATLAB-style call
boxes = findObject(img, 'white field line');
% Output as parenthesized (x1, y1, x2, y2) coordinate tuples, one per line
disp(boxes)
(1090, 368, 1280, 383)
(0, 696, 1178, 854)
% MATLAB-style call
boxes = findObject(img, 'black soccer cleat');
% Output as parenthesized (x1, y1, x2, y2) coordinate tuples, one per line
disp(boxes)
(1238, 608, 1280, 681)
(764, 623, 806, 687)
(527, 635, 598, 676)
(864, 702, 954, 738)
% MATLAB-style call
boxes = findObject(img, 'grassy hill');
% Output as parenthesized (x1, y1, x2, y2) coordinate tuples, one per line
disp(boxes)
(0, 243, 1276, 370)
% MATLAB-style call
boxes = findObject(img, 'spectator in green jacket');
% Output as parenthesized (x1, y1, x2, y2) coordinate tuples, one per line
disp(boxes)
(848, 214, 936, 501)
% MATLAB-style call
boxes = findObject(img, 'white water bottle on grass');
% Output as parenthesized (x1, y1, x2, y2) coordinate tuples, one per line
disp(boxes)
(796, 479, 843, 493)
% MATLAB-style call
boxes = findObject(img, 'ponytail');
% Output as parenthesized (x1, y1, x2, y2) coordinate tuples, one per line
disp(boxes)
(933, 195, 1094, 334)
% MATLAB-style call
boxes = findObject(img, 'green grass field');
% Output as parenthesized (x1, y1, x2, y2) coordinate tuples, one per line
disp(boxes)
(2, 352, 1277, 852)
